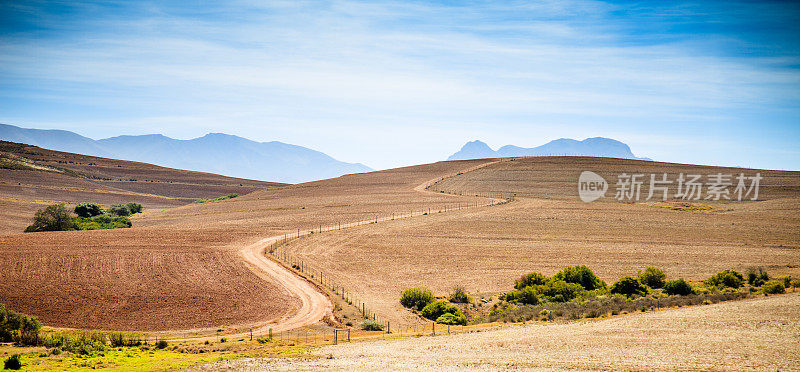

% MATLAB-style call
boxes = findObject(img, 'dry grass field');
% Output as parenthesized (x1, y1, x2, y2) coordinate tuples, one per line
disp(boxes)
(284, 157, 800, 326)
(431, 156, 800, 201)
(201, 291, 800, 371)
(0, 156, 490, 332)
(0, 141, 283, 234)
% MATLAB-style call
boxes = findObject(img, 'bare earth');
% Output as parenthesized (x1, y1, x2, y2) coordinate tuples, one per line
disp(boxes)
(0, 158, 489, 332)
(286, 158, 800, 327)
(199, 291, 800, 371)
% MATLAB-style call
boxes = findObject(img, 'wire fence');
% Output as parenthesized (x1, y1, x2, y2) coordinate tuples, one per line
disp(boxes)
(263, 163, 514, 340)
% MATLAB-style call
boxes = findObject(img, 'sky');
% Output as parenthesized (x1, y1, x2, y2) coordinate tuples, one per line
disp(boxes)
(1, 0, 799, 170)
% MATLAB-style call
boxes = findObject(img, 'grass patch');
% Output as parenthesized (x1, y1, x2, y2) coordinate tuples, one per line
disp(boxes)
(194, 193, 240, 204)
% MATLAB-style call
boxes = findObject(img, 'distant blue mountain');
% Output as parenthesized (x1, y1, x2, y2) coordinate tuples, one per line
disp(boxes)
(448, 137, 650, 161)
(0, 123, 371, 183)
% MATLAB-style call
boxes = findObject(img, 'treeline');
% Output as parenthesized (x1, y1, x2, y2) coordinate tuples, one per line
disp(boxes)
(401, 266, 797, 326)
(24, 202, 142, 232)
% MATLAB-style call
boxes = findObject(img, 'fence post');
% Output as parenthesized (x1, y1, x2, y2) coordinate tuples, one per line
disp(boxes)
(432, 322, 435, 336)
(269, 328, 272, 340)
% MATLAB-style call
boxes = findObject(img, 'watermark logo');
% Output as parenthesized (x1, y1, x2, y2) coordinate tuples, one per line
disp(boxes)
(578, 171, 608, 202)
(578, 172, 762, 202)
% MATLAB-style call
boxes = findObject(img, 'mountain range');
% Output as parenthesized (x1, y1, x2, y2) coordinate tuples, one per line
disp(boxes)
(448, 138, 650, 161)
(0, 124, 371, 183)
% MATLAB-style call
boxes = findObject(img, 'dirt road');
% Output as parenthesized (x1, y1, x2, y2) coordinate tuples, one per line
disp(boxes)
(223, 160, 505, 338)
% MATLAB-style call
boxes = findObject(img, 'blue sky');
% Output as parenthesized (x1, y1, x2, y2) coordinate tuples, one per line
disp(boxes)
(1, 0, 798, 170)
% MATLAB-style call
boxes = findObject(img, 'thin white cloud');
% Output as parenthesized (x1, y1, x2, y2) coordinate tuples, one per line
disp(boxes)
(0, 0, 798, 170)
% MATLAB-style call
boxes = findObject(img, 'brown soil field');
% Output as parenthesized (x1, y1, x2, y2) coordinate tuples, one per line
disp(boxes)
(0, 140, 283, 234)
(0, 156, 491, 332)
(432, 156, 800, 200)
(284, 158, 800, 326)
(200, 291, 800, 371)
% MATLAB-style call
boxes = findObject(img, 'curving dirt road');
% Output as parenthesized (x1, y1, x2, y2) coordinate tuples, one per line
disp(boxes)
(226, 159, 506, 338)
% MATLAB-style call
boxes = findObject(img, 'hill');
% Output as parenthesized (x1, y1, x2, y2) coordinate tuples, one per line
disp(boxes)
(284, 157, 800, 326)
(0, 156, 488, 332)
(0, 123, 372, 183)
(0, 140, 284, 234)
(448, 137, 650, 160)
(1, 154, 797, 336)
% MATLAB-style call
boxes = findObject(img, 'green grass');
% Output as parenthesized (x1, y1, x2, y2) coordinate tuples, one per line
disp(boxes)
(6, 339, 313, 371)
(193, 193, 240, 204)
(14, 347, 217, 371)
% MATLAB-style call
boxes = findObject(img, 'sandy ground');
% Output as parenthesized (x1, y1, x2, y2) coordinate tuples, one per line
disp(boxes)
(198, 291, 800, 371)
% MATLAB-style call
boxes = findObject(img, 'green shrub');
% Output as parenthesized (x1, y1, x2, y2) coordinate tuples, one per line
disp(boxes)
(762, 280, 785, 294)
(360, 320, 383, 331)
(74, 203, 104, 218)
(532, 280, 584, 302)
(74, 214, 132, 230)
(514, 272, 548, 290)
(703, 269, 744, 289)
(609, 276, 648, 297)
(663, 278, 695, 296)
(125, 203, 143, 214)
(0, 304, 40, 345)
(155, 340, 168, 349)
(637, 267, 666, 289)
(791, 279, 800, 289)
(746, 267, 769, 287)
(24, 203, 75, 232)
(504, 286, 540, 305)
(449, 286, 471, 303)
(4, 354, 21, 370)
(553, 265, 606, 290)
(108, 204, 132, 217)
(436, 312, 467, 325)
(783, 276, 792, 288)
(421, 301, 464, 321)
(400, 287, 434, 310)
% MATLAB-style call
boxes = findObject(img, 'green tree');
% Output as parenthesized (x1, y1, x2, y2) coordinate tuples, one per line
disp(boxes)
(400, 288, 434, 310)
(663, 278, 695, 296)
(421, 301, 465, 321)
(74, 203, 104, 218)
(505, 286, 540, 305)
(24, 203, 75, 232)
(108, 204, 131, 217)
(514, 272, 548, 290)
(609, 276, 648, 297)
(637, 267, 666, 288)
(703, 269, 744, 289)
(125, 202, 143, 214)
(553, 265, 606, 290)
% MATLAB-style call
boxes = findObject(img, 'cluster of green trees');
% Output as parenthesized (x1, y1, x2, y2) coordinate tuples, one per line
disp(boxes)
(506, 265, 607, 305)
(400, 288, 467, 325)
(24, 202, 142, 232)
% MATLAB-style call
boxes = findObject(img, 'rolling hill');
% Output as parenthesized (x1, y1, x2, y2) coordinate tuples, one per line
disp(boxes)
(0, 140, 284, 234)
